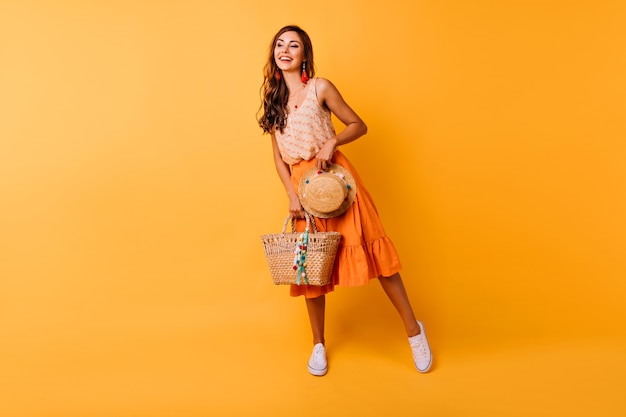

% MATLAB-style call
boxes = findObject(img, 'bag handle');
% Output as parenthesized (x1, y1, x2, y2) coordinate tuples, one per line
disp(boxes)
(280, 211, 318, 234)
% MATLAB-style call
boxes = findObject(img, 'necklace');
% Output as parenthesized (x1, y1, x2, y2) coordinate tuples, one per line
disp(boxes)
(290, 84, 306, 109)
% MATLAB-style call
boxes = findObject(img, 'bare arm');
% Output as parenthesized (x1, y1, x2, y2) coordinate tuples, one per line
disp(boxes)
(271, 134, 305, 218)
(314, 78, 368, 170)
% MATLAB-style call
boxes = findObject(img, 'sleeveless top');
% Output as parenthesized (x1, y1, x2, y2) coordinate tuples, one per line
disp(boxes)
(274, 78, 336, 165)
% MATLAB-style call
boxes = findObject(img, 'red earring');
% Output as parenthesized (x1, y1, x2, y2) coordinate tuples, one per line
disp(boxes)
(301, 62, 309, 84)
(275, 70, 281, 80)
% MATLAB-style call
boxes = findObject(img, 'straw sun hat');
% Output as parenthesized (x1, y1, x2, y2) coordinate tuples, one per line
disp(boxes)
(298, 163, 357, 218)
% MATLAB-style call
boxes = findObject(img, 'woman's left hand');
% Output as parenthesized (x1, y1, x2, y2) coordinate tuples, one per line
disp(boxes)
(315, 138, 337, 170)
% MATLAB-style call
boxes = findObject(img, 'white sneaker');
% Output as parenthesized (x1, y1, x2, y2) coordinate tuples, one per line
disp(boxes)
(408, 320, 432, 373)
(307, 343, 328, 376)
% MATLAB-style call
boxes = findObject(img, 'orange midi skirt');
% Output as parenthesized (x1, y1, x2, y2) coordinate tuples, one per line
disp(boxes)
(289, 150, 402, 298)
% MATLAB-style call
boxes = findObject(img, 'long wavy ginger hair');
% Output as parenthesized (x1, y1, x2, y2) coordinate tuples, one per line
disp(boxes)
(257, 25, 315, 134)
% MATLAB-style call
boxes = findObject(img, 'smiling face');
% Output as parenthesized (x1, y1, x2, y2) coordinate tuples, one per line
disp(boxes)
(274, 31, 305, 74)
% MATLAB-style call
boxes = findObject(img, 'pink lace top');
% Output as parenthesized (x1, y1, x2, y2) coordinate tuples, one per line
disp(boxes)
(274, 78, 336, 165)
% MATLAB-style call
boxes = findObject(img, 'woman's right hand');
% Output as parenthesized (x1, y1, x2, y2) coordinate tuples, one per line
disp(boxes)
(289, 194, 305, 219)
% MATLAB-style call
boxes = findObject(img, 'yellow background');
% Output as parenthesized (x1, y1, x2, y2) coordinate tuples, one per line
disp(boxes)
(1, 0, 625, 416)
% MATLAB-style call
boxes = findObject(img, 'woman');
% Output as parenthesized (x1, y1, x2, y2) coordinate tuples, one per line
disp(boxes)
(258, 25, 432, 376)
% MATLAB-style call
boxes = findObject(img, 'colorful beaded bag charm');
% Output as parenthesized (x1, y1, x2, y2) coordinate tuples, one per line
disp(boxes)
(292, 227, 309, 285)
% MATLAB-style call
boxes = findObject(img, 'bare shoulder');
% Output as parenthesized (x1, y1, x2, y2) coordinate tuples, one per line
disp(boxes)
(314, 77, 363, 127)
(315, 77, 343, 103)
(315, 77, 338, 94)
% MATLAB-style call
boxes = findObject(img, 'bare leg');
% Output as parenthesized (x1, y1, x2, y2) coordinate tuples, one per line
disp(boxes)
(305, 295, 326, 345)
(378, 273, 421, 337)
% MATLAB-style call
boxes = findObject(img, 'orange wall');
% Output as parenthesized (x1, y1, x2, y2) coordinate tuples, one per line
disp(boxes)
(1, 1, 625, 415)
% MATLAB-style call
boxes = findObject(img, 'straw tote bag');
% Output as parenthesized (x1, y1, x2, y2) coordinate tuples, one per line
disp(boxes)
(261, 212, 341, 286)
